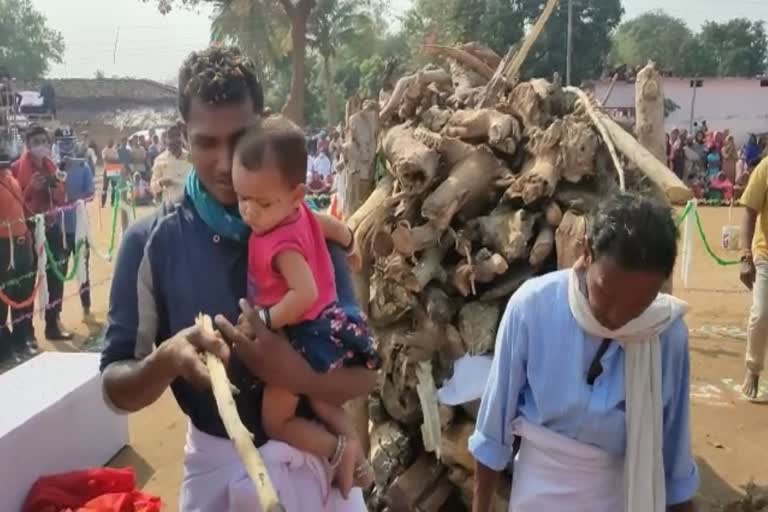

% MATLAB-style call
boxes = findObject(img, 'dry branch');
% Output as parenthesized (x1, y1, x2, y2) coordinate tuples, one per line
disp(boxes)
(504, 0, 560, 82)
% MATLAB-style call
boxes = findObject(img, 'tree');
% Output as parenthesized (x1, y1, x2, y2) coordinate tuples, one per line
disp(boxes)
(521, 0, 623, 84)
(612, 11, 768, 77)
(210, 0, 288, 84)
(400, 0, 523, 61)
(612, 11, 694, 75)
(307, 0, 373, 125)
(0, 0, 64, 79)
(699, 19, 768, 77)
(144, 0, 315, 125)
(452, 0, 524, 56)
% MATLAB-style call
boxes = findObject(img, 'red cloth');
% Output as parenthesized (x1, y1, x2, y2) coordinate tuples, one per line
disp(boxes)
(11, 151, 66, 223)
(22, 467, 162, 512)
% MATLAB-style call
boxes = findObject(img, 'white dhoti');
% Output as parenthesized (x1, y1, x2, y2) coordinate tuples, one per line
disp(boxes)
(508, 418, 623, 512)
(179, 423, 366, 512)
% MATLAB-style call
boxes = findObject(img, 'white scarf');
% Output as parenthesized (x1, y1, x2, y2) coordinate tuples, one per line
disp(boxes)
(567, 267, 688, 512)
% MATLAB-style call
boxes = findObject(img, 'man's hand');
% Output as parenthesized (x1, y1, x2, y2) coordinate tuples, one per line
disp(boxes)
(215, 300, 310, 389)
(157, 325, 231, 390)
(740, 257, 756, 290)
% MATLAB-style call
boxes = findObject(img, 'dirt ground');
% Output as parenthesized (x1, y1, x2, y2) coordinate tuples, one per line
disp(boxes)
(19, 202, 768, 510)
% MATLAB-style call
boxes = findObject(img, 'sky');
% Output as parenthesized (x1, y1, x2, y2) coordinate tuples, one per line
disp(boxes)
(32, 0, 768, 82)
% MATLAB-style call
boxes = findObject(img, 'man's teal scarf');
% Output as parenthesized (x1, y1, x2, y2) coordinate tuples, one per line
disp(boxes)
(186, 170, 250, 242)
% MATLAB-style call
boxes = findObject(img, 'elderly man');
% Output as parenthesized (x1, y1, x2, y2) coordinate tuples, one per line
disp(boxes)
(100, 46, 374, 511)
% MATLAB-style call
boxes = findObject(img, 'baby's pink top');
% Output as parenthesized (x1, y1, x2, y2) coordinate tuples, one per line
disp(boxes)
(247, 201, 335, 322)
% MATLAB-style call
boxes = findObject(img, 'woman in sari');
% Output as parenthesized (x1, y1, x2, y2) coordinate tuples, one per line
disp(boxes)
(721, 136, 738, 183)
(470, 193, 698, 512)
(745, 134, 762, 170)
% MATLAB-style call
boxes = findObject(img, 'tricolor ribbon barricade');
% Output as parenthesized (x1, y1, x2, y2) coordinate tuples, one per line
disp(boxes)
(0, 184, 136, 325)
(678, 200, 740, 289)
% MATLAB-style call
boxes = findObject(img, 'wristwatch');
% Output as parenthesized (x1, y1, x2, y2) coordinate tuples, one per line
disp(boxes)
(257, 308, 272, 329)
(741, 252, 753, 263)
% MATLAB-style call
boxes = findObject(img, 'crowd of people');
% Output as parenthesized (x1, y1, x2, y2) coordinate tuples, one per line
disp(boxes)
(0, 124, 93, 362)
(305, 128, 340, 195)
(0, 120, 193, 363)
(667, 122, 767, 202)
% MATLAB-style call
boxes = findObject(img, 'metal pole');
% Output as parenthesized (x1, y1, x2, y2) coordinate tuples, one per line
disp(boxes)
(566, 0, 573, 86)
(689, 82, 698, 133)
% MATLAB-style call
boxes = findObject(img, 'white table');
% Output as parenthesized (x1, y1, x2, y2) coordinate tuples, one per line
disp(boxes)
(0, 352, 129, 511)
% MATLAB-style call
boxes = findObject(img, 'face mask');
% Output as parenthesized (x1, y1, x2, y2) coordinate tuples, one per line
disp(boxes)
(30, 145, 51, 160)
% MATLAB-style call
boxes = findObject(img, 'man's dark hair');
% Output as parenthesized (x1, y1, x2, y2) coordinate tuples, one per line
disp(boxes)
(178, 46, 264, 121)
(25, 124, 49, 144)
(235, 116, 307, 188)
(589, 192, 678, 278)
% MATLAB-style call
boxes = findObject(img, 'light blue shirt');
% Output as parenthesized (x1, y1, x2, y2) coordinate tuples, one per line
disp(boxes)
(468, 270, 699, 505)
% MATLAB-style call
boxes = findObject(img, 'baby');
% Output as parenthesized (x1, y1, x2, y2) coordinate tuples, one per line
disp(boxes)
(232, 116, 380, 497)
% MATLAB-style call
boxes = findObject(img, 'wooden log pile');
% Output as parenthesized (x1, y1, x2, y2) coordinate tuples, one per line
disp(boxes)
(337, 4, 690, 510)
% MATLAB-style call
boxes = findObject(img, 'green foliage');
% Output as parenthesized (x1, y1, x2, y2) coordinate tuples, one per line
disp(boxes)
(210, 0, 289, 84)
(520, 0, 623, 84)
(401, 0, 621, 85)
(0, 0, 64, 79)
(699, 19, 768, 77)
(612, 11, 693, 74)
(400, 0, 524, 62)
(612, 11, 768, 77)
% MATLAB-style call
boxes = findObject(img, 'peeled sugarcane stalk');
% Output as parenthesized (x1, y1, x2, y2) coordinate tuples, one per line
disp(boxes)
(195, 314, 284, 512)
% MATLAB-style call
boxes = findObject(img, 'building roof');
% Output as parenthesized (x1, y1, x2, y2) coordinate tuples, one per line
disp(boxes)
(17, 78, 176, 102)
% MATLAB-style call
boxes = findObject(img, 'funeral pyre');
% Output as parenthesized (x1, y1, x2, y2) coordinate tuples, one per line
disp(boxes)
(335, 3, 690, 510)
